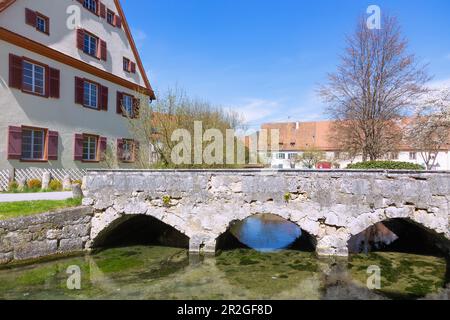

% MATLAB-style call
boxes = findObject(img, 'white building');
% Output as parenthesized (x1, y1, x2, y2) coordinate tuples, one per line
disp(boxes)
(0, 0, 155, 170)
(257, 121, 450, 170)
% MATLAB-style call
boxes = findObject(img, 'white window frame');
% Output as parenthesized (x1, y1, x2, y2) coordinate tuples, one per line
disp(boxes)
(123, 94, 134, 116)
(83, 0, 97, 14)
(276, 153, 286, 160)
(122, 139, 135, 162)
(36, 15, 47, 33)
(21, 128, 45, 160)
(83, 81, 98, 109)
(22, 60, 45, 96)
(107, 10, 115, 25)
(84, 33, 98, 56)
(82, 135, 98, 161)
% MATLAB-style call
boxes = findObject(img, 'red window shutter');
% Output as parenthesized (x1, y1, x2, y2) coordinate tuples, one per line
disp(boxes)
(76, 29, 85, 50)
(130, 62, 136, 74)
(9, 54, 23, 89)
(100, 40, 107, 61)
(134, 141, 140, 162)
(117, 138, 124, 161)
(47, 131, 59, 160)
(45, 66, 50, 98)
(116, 91, 123, 114)
(74, 134, 84, 161)
(115, 15, 122, 29)
(75, 77, 84, 105)
(133, 98, 141, 119)
(99, 2, 106, 18)
(100, 85, 108, 111)
(49, 68, 60, 98)
(99, 137, 107, 160)
(7, 126, 22, 160)
(25, 8, 36, 27)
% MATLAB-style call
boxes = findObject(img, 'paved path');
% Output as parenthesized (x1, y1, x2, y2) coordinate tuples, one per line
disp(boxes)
(0, 192, 73, 203)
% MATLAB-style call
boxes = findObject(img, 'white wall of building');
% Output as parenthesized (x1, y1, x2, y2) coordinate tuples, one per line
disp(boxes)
(263, 151, 450, 170)
(0, 40, 141, 170)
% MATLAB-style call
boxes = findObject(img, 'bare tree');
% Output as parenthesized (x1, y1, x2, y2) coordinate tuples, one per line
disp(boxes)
(296, 147, 325, 169)
(320, 15, 431, 161)
(406, 88, 450, 170)
(125, 87, 244, 168)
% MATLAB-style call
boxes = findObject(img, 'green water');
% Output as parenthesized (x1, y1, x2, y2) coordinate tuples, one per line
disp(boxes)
(0, 246, 447, 300)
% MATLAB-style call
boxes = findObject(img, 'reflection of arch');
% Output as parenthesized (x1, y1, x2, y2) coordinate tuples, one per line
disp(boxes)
(215, 212, 317, 252)
(91, 214, 190, 249)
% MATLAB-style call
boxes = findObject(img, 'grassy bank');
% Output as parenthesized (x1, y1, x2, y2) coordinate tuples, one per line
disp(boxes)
(0, 198, 82, 221)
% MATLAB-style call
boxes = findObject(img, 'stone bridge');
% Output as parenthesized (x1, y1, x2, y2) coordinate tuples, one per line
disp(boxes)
(82, 170, 450, 257)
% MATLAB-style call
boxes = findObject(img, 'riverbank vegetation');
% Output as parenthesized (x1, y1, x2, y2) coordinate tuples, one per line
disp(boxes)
(0, 198, 82, 221)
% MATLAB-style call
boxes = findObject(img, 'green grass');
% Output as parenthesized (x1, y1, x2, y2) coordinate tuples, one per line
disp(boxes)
(0, 198, 82, 220)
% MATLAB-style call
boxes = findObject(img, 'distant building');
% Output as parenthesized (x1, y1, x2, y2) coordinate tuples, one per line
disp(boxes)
(250, 120, 450, 170)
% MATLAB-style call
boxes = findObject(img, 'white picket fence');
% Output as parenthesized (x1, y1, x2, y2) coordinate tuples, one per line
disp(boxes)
(0, 168, 86, 191)
(0, 170, 9, 191)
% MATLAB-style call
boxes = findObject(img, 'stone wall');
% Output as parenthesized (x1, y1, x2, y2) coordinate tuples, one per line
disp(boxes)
(83, 170, 450, 257)
(0, 207, 93, 265)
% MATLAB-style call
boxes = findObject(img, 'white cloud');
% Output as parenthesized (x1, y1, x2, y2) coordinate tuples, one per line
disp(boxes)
(229, 98, 280, 124)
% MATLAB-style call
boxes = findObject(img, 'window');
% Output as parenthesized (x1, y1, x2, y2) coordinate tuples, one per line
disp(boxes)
(36, 14, 49, 34)
(388, 152, 399, 160)
(409, 152, 417, 160)
(123, 57, 130, 72)
(83, 81, 98, 109)
(276, 153, 286, 160)
(21, 128, 45, 160)
(25, 9, 49, 35)
(83, 33, 98, 56)
(107, 10, 115, 25)
(82, 135, 98, 161)
(122, 139, 135, 162)
(122, 94, 133, 116)
(83, 0, 97, 14)
(22, 60, 45, 95)
(288, 153, 297, 160)
(334, 151, 341, 160)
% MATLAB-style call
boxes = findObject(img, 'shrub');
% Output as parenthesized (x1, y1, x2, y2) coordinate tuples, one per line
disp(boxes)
(162, 195, 171, 206)
(284, 192, 291, 202)
(49, 179, 63, 191)
(72, 180, 82, 186)
(8, 181, 19, 192)
(347, 161, 425, 170)
(27, 179, 42, 190)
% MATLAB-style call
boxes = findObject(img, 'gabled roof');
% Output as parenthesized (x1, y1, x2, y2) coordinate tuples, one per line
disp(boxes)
(0, 0, 155, 100)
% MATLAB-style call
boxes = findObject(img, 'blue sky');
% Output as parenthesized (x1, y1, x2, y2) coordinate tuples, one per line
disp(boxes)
(122, 0, 450, 129)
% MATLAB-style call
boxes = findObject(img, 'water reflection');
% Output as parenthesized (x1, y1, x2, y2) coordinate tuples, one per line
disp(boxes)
(230, 214, 302, 252)
(0, 246, 447, 300)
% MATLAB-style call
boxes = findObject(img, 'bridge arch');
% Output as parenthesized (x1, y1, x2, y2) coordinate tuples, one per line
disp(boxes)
(215, 211, 318, 252)
(348, 208, 450, 255)
(90, 211, 190, 250)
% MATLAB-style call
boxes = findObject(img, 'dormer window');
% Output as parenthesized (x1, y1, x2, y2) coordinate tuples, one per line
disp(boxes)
(83, 0, 98, 14)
